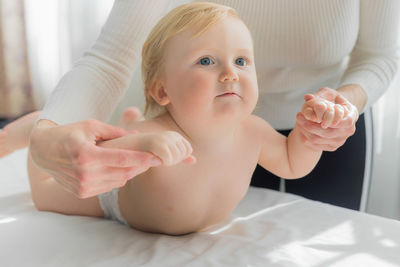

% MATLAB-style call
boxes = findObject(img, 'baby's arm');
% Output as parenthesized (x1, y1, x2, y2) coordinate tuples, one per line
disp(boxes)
(256, 117, 322, 179)
(98, 131, 195, 166)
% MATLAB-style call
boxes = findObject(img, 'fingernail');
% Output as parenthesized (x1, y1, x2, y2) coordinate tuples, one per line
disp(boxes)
(150, 158, 162, 166)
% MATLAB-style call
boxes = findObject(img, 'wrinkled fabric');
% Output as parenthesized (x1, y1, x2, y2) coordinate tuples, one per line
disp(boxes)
(1, 148, 400, 267)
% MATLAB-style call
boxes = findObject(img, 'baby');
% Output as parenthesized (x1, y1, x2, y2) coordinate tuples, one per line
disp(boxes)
(0, 3, 349, 235)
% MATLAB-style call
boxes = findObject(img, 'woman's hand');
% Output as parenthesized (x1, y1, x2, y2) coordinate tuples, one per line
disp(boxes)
(296, 87, 359, 151)
(29, 119, 162, 198)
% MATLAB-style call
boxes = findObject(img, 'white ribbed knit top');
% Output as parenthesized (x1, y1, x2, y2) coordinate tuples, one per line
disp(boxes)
(39, 0, 400, 129)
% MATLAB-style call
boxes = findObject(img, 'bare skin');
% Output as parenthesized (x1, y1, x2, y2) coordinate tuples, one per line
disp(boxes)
(0, 111, 41, 158)
(0, 107, 143, 158)
(1, 14, 357, 236)
(99, 16, 323, 235)
(296, 86, 362, 151)
(29, 110, 158, 198)
(0, 105, 319, 236)
(0, 108, 150, 218)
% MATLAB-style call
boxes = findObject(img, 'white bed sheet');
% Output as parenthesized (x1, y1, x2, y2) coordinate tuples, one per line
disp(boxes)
(1, 149, 400, 267)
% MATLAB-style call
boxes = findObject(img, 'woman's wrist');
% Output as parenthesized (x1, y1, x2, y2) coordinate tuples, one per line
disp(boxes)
(336, 84, 367, 113)
(30, 119, 58, 155)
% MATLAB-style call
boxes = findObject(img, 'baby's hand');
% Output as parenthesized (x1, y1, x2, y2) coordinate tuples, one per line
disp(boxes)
(140, 131, 196, 166)
(301, 94, 346, 129)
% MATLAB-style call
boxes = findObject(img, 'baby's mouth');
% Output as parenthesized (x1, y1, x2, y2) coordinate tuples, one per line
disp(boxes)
(217, 92, 241, 98)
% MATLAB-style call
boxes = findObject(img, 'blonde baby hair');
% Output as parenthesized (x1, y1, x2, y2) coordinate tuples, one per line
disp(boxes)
(141, 2, 241, 117)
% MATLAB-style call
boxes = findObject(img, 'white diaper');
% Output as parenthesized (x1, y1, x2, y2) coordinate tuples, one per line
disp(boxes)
(98, 188, 128, 226)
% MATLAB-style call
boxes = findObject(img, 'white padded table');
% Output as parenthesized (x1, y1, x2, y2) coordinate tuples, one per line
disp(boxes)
(1, 148, 400, 267)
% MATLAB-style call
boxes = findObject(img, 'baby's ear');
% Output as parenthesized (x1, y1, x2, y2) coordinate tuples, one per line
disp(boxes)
(149, 81, 170, 106)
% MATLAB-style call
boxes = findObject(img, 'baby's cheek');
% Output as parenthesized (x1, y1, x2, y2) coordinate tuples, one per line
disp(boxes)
(188, 71, 214, 87)
(185, 74, 213, 93)
(243, 78, 258, 106)
(180, 75, 214, 107)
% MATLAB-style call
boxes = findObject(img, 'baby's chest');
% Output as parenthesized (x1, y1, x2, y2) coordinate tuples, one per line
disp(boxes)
(194, 142, 260, 196)
(192, 145, 260, 218)
(151, 143, 258, 195)
(125, 140, 261, 222)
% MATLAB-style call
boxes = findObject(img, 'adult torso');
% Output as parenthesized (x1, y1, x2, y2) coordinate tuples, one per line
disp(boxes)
(206, 0, 359, 129)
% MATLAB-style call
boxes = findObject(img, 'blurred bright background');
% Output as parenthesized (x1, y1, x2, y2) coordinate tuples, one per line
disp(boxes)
(1, 0, 399, 220)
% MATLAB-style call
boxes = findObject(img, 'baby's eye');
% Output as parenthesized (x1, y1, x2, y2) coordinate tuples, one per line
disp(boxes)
(198, 57, 214, 66)
(235, 57, 247, 66)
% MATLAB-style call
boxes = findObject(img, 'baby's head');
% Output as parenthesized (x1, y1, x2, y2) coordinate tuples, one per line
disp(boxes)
(142, 2, 258, 120)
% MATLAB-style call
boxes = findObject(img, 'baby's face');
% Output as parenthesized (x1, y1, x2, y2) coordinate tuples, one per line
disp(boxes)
(161, 16, 258, 123)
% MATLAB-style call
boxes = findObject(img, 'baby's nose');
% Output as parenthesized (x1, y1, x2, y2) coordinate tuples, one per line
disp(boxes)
(219, 66, 239, 82)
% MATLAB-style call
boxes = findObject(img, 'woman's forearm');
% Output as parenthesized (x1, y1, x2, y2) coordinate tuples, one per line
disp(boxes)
(39, 1, 172, 125)
(337, 84, 367, 113)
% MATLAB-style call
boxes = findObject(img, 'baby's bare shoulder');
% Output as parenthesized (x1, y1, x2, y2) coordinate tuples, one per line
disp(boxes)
(242, 115, 274, 136)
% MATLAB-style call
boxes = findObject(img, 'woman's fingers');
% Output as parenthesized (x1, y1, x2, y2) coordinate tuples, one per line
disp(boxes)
(63, 164, 151, 198)
(85, 119, 129, 141)
(297, 113, 334, 138)
(314, 87, 337, 102)
(94, 146, 155, 168)
(299, 127, 345, 146)
(331, 116, 356, 129)
(297, 112, 355, 139)
(297, 116, 355, 152)
(334, 93, 349, 106)
(296, 123, 346, 152)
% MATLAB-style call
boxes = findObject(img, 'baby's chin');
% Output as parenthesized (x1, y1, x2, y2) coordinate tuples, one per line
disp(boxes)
(215, 97, 255, 114)
(208, 108, 252, 125)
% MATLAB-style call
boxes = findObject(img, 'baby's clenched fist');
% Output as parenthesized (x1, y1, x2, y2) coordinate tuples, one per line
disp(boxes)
(139, 131, 195, 166)
(301, 94, 347, 129)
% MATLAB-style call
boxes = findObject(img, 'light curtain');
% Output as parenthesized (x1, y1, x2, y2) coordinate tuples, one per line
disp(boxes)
(0, 0, 35, 118)
(24, 0, 114, 109)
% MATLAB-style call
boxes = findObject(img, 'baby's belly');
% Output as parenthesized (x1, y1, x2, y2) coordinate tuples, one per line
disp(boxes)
(119, 163, 255, 235)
